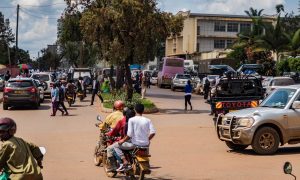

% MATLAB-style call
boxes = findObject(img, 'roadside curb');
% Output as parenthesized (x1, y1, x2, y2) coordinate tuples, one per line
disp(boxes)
(98, 99, 159, 114)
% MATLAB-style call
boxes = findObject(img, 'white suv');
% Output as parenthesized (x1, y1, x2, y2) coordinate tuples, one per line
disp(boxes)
(30, 72, 55, 96)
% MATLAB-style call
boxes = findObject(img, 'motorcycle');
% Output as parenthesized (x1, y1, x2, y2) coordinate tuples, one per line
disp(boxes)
(77, 91, 84, 101)
(94, 115, 151, 180)
(65, 93, 75, 107)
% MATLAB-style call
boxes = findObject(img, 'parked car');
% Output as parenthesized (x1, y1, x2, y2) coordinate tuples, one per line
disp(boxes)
(33, 79, 45, 103)
(3, 78, 40, 110)
(171, 74, 191, 91)
(0, 75, 4, 91)
(215, 85, 300, 155)
(150, 71, 158, 85)
(30, 72, 55, 96)
(265, 77, 295, 96)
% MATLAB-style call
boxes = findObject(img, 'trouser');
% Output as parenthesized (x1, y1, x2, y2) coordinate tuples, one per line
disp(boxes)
(52, 101, 63, 115)
(113, 141, 136, 159)
(59, 101, 68, 114)
(141, 87, 146, 99)
(91, 90, 103, 104)
(185, 95, 192, 109)
(204, 87, 209, 99)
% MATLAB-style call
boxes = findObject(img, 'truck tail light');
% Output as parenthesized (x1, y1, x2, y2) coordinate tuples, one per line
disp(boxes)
(4, 87, 13, 93)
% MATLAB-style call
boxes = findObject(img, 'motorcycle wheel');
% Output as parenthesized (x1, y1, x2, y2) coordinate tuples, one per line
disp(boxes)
(94, 145, 102, 166)
(138, 171, 145, 180)
(103, 153, 117, 178)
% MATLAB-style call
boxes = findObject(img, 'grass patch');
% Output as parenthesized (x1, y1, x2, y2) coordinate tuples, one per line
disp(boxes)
(101, 92, 157, 112)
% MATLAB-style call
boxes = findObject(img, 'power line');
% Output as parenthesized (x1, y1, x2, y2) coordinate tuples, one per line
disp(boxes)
(20, 8, 59, 20)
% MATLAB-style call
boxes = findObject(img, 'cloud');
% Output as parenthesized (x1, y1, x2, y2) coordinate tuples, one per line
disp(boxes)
(196, 0, 286, 15)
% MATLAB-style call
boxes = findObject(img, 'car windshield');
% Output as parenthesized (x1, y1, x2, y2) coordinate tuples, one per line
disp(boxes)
(176, 74, 191, 79)
(74, 71, 91, 79)
(272, 79, 294, 86)
(260, 89, 296, 108)
(32, 74, 50, 81)
(7, 81, 33, 88)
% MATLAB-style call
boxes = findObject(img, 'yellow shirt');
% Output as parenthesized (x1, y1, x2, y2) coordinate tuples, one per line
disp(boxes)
(0, 136, 43, 180)
(99, 110, 123, 131)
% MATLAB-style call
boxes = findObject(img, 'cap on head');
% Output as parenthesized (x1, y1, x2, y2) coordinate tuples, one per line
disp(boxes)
(0, 117, 16, 131)
(114, 100, 125, 110)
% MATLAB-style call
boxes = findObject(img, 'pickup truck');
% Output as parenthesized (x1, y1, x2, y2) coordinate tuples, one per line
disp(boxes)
(215, 85, 300, 155)
(212, 76, 264, 117)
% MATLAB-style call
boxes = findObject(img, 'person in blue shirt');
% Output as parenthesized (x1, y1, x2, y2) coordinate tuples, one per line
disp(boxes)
(184, 80, 193, 111)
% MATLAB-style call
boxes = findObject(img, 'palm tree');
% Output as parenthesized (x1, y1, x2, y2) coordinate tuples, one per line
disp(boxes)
(285, 28, 300, 57)
(256, 16, 289, 60)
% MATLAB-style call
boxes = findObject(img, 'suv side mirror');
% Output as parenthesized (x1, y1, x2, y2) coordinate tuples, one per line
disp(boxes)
(292, 101, 300, 109)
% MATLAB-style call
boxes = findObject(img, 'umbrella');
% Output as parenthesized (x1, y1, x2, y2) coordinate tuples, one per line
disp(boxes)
(18, 64, 32, 70)
(0, 64, 7, 69)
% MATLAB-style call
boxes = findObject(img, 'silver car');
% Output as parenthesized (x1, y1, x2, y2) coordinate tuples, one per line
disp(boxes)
(0, 75, 4, 91)
(216, 85, 300, 155)
(171, 74, 191, 91)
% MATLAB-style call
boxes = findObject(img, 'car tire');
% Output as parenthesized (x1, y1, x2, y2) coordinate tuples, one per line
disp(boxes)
(40, 97, 44, 103)
(225, 141, 248, 151)
(171, 85, 175, 91)
(33, 103, 39, 109)
(3, 103, 8, 110)
(251, 127, 280, 155)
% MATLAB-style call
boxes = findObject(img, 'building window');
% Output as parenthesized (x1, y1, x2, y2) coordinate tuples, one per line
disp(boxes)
(197, 26, 200, 35)
(214, 22, 226, 32)
(226, 40, 233, 48)
(196, 43, 200, 52)
(240, 23, 251, 33)
(214, 39, 226, 49)
(227, 22, 238, 32)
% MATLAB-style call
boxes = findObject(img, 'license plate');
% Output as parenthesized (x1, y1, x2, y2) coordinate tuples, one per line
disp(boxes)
(14, 90, 25, 94)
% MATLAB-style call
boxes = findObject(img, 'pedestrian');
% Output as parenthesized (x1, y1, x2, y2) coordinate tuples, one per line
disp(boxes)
(4, 70, 11, 81)
(0, 117, 44, 179)
(51, 83, 64, 116)
(184, 80, 193, 111)
(141, 74, 147, 99)
(58, 81, 69, 116)
(146, 73, 151, 89)
(91, 76, 104, 105)
(203, 76, 210, 100)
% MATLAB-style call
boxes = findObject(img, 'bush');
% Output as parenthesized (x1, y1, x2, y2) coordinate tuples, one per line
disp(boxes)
(101, 92, 157, 111)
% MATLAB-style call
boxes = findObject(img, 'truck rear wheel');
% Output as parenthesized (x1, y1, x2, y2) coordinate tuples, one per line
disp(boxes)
(225, 141, 248, 151)
(251, 127, 279, 155)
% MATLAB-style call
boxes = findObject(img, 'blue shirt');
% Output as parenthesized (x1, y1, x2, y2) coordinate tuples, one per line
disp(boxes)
(51, 87, 59, 102)
(185, 84, 192, 95)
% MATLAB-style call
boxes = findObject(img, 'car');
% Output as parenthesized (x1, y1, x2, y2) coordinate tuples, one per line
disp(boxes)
(265, 77, 295, 96)
(215, 85, 300, 155)
(171, 74, 192, 91)
(33, 79, 45, 103)
(150, 71, 158, 85)
(30, 72, 55, 96)
(207, 75, 219, 86)
(69, 68, 93, 92)
(0, 75, 4, 91)
(2, 78, 40, 110)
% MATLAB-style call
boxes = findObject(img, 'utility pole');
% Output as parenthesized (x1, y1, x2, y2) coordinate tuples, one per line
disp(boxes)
(15, 4, 20, 65)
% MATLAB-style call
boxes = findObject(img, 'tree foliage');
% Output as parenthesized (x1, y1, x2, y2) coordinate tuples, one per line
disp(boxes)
(65, 0, 183, 100)
(0, 12, 15, 65)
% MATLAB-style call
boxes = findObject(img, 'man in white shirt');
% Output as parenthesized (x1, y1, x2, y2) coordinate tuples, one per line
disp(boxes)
(115, 103, 156, 169)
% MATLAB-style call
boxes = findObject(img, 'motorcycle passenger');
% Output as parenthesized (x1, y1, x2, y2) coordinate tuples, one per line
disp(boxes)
(115, 103, 156, 170)
(0, 117, 44, 180)
(105, 107, 136, 172)
(99, 100, 125, 131)
(66, 79, 76, 103)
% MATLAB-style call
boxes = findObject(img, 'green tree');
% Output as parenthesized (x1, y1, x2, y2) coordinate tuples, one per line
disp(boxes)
(72, 0, 183, 100)
(288, 57, 300, 72)
(0, 12, 15, 65)
(276, 59, 290, 75)
(285, 29, 300, 57)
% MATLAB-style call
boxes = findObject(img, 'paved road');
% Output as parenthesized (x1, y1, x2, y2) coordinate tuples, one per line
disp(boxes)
(0, 87, 299, 179)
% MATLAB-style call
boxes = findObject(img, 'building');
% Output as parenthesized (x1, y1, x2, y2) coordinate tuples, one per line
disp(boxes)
(165, 11, 275, 72)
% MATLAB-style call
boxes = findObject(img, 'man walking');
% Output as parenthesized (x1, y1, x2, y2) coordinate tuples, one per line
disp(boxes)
(58, 81, 69, 116)
(91, 77, 103, 105)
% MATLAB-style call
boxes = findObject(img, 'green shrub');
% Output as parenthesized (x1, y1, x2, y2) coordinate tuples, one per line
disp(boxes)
(102, 92, 156, 111)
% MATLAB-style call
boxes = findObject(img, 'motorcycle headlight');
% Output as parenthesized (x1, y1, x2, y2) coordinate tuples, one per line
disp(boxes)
(237, 117, 255, 128)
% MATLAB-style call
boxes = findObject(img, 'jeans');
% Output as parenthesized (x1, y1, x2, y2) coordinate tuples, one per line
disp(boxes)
(113, 141, 135, 159)
(185, 95, 192, 109)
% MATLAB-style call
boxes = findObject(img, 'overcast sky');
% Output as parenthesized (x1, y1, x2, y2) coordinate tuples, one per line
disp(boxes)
(0, 0, 299, 59)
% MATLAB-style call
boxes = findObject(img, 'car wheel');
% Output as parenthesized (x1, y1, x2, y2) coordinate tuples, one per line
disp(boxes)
(33, 103, 39, 109)
(251, 127, 279, 155)
(225, 141, 248, 151)
(3, 103, 8, 110)
(40, 97, 44, 103)
(171, 85, 175, 91)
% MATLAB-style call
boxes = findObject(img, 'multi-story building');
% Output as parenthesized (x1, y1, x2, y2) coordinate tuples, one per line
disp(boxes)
(165, 11, 275, 72)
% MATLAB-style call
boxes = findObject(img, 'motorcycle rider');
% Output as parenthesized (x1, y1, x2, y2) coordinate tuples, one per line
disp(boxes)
(0, 117, 44, 179)
(99, 100, 125, 131)
(115, 103, 156, 170)
(105, 107, 136, 172)
(66, 79, 76, 103)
